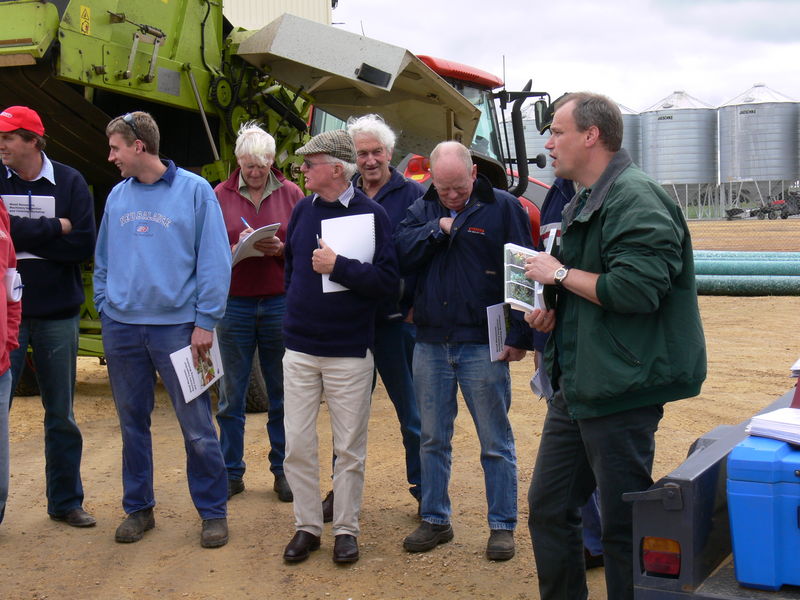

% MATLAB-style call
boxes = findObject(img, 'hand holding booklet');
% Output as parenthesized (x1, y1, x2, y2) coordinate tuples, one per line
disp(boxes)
(169, 330, 224, 403)
(231, 222, 280, 266)
(503, 243, 555, 312)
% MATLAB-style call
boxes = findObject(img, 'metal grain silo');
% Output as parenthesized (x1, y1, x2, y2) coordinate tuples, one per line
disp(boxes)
(619, 103, 641, 166)
(641, 91, 718, 185)
(719, 84, 798, 183)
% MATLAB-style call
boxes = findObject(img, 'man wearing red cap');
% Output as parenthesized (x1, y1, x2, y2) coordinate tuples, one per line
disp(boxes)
(0, 106, 96, 527)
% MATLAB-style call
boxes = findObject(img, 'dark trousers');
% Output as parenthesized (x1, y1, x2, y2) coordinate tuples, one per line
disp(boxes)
(528, 392, 663, 600)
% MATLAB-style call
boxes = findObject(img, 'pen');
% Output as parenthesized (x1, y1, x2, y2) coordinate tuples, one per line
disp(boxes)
(240, 216, 253, 229)
(316, 234, 321, 249)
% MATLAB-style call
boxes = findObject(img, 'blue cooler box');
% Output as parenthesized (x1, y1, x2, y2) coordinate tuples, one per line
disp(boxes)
(727, 435, 800, 591)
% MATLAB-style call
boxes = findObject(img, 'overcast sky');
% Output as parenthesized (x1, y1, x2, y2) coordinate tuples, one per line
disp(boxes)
(331, 0, 800, 112)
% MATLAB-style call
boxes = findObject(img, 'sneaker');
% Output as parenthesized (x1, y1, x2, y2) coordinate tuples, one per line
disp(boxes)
(201, 517, 229, 548)
(227, 479, 244, 499)
(273, 474, 293, 503)
(486, 529, 515, 561)
(115, 508, 155, 543)
(403, 521, 454, 552)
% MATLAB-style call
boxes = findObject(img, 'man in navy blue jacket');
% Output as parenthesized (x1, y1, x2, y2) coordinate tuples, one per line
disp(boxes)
(0, 106, 96, 528)
(396, 141, 532, 561)
(348, 114, 425, 509)
(281, 129, 399, 565)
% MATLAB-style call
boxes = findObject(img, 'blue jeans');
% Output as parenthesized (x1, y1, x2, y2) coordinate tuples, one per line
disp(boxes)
(528, 391, 663, 600)
(373, 320, 421, 499)
(216, 295, 286, 480)
(0, 369, 12, 523)
(9, 315, 84, 516)
(413, 342, 517, 530)
(101, 315, 227, 519)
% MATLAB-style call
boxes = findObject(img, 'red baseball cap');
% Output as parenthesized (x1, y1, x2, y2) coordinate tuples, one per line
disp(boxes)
(0, 106, 45, 136)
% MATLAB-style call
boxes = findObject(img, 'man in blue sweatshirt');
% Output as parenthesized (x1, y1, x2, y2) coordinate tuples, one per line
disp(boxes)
(0, 106, 96, 528)
(281, 129, 399, 565)
(94, 111, 231, 548)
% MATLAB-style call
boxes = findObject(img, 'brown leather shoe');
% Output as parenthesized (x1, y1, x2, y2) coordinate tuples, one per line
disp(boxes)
(50, 507, 96, 528)
(333, 534, 359, 564)
(321, 490, 333, 523)
(283, 530, 321, 563)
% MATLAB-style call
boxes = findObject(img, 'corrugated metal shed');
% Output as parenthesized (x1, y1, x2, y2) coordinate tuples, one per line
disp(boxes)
(223, 0, 331, 29)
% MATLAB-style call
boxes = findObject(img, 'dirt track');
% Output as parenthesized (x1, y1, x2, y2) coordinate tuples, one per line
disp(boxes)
(1, 220, 798, 600)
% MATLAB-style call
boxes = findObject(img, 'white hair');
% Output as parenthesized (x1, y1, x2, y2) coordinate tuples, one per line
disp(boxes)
(234, 121, 276, 164)
(346, 114, 396, 153)
(327, 156, 358, 180)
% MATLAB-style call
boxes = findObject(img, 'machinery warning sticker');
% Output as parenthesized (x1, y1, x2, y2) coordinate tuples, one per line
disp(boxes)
(80, 6, 90, 36)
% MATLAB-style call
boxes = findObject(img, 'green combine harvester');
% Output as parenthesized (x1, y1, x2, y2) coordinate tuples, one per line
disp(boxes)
(0, 0, 481, 402)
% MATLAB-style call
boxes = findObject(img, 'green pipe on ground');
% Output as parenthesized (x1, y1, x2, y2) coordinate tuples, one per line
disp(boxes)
(694, 250, 800, 260)
(696, 275, 800, 295)
(694, 260, 800, 276)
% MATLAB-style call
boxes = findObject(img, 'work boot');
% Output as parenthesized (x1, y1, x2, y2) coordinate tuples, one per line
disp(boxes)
(115, 508, 155, 543)
(322, 490, 334, 523)
(201, 517, 229, 548)
(273, 474, 293, 503)
(227, 478, 244, 498)
(486, 529, 515, 561)
(403, 521, 453, 552)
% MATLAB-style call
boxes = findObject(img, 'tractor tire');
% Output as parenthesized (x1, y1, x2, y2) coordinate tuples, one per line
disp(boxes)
(768, 211, 778, 220)
(244, 350, 269, 413)
(14, 356, 40, 397)
(757, 212, 766, 220)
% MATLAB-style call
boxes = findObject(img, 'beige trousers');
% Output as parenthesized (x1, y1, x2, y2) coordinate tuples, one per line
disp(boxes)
(282, 349, 373, 537)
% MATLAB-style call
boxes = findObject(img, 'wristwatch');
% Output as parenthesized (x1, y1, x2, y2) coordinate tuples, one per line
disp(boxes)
(553, 266, 570, 286)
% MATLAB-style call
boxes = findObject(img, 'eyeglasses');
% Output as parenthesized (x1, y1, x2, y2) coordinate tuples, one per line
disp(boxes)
(122, 113, 142, 141)
(302, 158, 334, 170)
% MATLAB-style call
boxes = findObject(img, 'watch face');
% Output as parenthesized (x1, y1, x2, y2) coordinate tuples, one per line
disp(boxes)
(555, 267, 568, 283)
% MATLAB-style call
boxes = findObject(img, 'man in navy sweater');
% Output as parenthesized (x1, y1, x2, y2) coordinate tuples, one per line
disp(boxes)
(281, 129, 398, 565)
(0, 106, 96, 528)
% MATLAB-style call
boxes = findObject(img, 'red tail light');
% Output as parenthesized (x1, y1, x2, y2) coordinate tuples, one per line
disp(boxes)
(404, 155, 431, 183)
(641, 537, 681, 577)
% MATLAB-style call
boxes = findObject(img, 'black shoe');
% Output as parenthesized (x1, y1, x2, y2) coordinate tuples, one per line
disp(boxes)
(273, 474, 293, 503)
(584, 548, 605, 569)
(333, 534, 359, 564)
(201, 518, 229, 548)
(115, 508, 155, 543)
(486, 529, 515, 561)
(284, 530, 321, 563)
(50, 507, 96, 528)
(403, 521, 454, 552)
(321, 490, 333, 523)
(227, 478, 244, 499)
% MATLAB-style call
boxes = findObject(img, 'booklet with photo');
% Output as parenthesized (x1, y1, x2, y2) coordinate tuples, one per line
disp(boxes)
(169, 329, 224, 403)
(503, 243, 555, 312)
(231, 222, 281, 266)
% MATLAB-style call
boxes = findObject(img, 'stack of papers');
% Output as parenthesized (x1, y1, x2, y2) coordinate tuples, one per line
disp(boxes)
(746, 407, 800, 446)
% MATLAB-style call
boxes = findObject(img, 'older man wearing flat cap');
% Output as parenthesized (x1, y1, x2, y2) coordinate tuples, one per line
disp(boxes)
(281, 129, 399, 565)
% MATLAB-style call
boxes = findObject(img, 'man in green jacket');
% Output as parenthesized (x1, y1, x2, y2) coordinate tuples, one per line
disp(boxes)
(524, 92, 706, 600)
